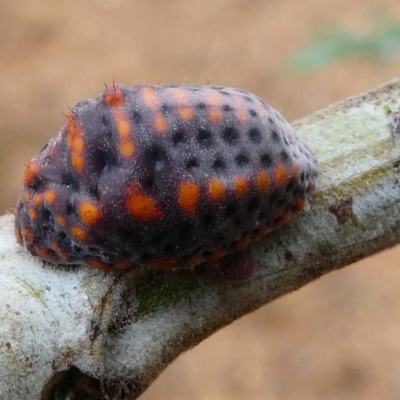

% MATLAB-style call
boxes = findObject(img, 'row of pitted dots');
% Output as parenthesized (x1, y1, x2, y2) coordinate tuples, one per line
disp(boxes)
(18, 157, 306, 269)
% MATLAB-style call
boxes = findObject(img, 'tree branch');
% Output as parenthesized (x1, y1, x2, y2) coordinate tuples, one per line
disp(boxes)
(1, 79, 400, 400)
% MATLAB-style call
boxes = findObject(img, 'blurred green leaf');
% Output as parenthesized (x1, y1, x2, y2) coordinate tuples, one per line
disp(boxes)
(287, 15, 400, 73)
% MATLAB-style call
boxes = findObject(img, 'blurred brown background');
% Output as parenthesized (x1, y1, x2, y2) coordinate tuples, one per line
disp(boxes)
(2, 1, 400, 399)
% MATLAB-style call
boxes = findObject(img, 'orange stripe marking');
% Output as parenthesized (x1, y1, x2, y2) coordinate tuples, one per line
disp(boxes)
(207, 178, 225, 203)
(233, 176, 249, 197)
(177, 182, 200, 215)
(126, 183, 165, 221)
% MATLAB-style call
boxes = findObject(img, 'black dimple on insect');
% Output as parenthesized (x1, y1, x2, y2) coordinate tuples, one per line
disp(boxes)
(222, 127, 239, 145)
(65, 201, 75, 216)
(145, 145, 165, 172)
(246, 197, 259, 213)
(162, 104, 172, 114)
(42, 208, 51, 220)
(235, 153, 249, 167)
(197, 128, 212, 144)
(220, 91, 231, 96)
(186, 158, 199, 169)
(248, 128, 262, 144)
(260, 153, 273, 168)
(142, 176, 154, 190)
(151, 230, 167, 246)
(225, 203, 237, 218)
(27, 175, 45, 191)
(233, 217, 242, 226)
(249, 109, 257, 117)
(115, 226, 141, 242)
(283, 135, 290, 146)
(163, 243, 176, 256)
(280, 151, 289, 162)
(258, 210, 267, 220)
(73, 245, 83, 253)
(177, 222, 193, 241)
(89, 185, 100, 200)
(101, 115, 109, 127)
(286, 179, 296, 194)
(172, 130, 185, 146)
(212, 157, 226, 171)
(243, 96, 253, 102)
(94, 148, 114, 173)
(268, 117, 274, 124)
(202, 212, 216, 228)
(300, 171, 305, 182)
(271, 130, 280, 142)
(196, 103, 207, 110)
(58, 231, 67, 240)
(140, 253, 152, 262)
(223, 104, 234, 112)
(62, 173, 79, 191)
(132, 110, 142, 124)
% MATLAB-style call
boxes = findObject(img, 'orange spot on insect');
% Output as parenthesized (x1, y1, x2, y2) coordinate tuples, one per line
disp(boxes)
(209, 107, 223, 124)
(178, 106, 194, 121)
(256, 104, 268, 117)
(233, 176, 248, 197)
(275, 212, 291, 226)
(235, 236, 251, 250)
(233, 98, 247, 122)
(21, 227, 34, 246)
(292, 198, 305, 212)
(71, 153, 84, 172)
(43, 189, 56, 205)
(256, 171, 270, 192)
(23, 190, 30, 202)
(177, 182, 200, 215)
(86, 258, 114, 271)
(206, 90, 221, 106)
(55, 215, 66, 227)
(23, 161, 40, 187)
(50, 242, 69, 261)
(71, 136, 84, 153)
(186, 253, 202, 268)
(170, 88, 187, 102)
(148, 257, 177, 270)
(111, 107, 135, 158)
(32, 193, 43, 206)
(34, 247, 54, 260)
(142, 86, 159, 109)
(154, 114, 168, 133)
(78, 201, 101, 226)
(206, 249, 225, 262)
(274, 164, 289, 188)
(120, 140, 135, 158)
(115, 258, 132, 269)
(252, 225, 272, 239)
(207, 178, 225, 203)
(69, 225, 88, 242)
(292, 163, 300, 180)
(114, 109, 131, 137)
(103, 85, 124, 106)
(126, 183, 165, 221)
(27, 207, 37, 221)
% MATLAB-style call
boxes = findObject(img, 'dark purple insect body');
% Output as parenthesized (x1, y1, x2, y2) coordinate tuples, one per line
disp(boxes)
(15, 84, 318, 271)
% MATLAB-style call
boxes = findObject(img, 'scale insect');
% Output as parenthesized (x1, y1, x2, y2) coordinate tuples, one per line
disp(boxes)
(15, 84, 318, 274)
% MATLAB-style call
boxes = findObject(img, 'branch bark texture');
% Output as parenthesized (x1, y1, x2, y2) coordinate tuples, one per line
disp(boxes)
(1, 79, 400, 399)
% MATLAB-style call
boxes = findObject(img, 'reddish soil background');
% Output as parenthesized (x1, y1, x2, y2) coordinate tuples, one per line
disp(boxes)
(2, 1, 400, 399)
